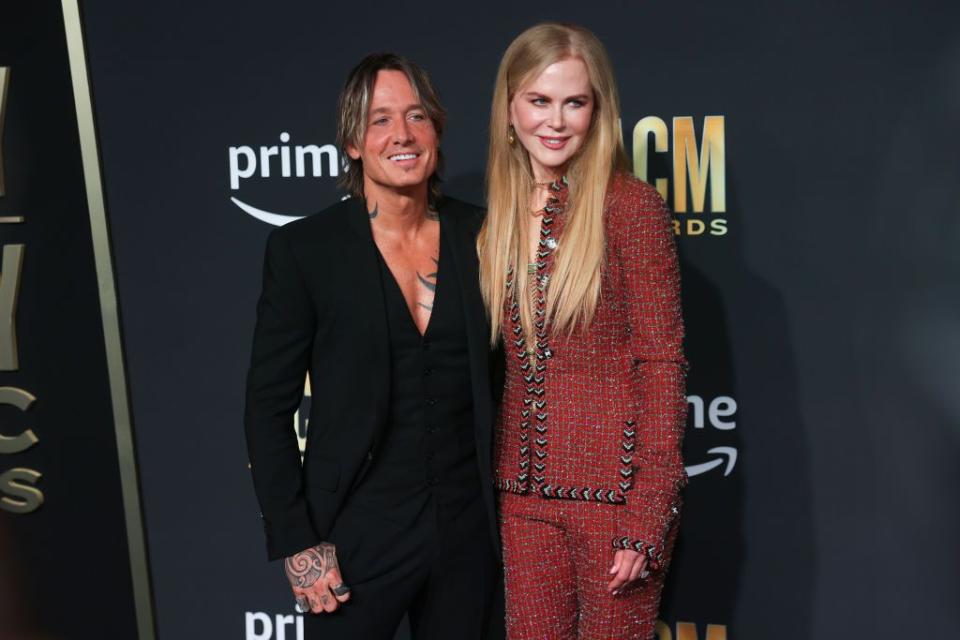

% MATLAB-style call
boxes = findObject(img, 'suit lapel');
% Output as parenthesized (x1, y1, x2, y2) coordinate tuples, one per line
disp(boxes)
(344, 197, 391, 447)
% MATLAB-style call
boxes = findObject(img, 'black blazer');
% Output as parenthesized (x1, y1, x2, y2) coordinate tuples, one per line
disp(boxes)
(244, 195, 499, 561)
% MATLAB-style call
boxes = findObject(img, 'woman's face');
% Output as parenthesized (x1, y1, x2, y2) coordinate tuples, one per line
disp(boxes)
(509, 57, 594, 181)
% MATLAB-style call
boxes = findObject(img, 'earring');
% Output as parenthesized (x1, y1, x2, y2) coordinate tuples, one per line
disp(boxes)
(507, 125, 516, 145)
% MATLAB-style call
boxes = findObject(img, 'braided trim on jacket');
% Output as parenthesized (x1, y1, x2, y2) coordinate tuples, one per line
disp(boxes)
(611, 497, 682, 571)
(611, 537, 665, 571)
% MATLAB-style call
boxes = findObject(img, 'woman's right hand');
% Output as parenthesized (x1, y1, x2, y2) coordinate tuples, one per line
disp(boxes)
(607, 548, 649, 595)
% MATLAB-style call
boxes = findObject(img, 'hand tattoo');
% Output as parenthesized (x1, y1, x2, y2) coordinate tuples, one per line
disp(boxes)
(284, 542, 338, 589)
(295, 596, 309, 612)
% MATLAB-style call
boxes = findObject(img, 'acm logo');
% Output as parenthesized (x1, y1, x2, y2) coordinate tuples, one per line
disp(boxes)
(0, 66, 44, 514)
(632, 116, 727, 238)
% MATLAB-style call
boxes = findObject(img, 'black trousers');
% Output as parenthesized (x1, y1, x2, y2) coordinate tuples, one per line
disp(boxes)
(304, 491, 501, 640)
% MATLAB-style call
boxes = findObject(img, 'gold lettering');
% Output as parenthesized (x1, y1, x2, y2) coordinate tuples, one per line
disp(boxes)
(676, 622, 727, 640)
(0, 467, 44, 514)
(0, 244, 24, 370)
(0, 67, 8, 198)
(705, 625, 727, 640)
(633, 116, 670, 201)
(655, 620, 673, 640)
(0, 386, 37, 454)
(294, 375, 311, 455)
(687, 219, 706, 236)
(672, 116, 726, 213)
(710, 218, 728, 236)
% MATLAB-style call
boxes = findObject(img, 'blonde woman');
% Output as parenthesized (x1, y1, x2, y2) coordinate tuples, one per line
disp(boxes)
(478, 23, 687, 639)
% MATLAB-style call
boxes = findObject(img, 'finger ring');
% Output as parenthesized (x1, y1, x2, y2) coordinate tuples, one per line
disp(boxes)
(639, 570, 650, 579)
(294, 600, 308, 614)
(332, 583, 351, 596)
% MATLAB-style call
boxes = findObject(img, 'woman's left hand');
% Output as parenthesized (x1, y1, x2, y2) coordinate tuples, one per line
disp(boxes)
(607, 549, 649, 595)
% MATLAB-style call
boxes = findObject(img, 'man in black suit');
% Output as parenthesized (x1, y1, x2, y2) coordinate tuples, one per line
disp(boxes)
(244, 53, 501, 639)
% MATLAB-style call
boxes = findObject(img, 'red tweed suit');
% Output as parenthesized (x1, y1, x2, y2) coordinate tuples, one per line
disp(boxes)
(494, 173, 687, 640)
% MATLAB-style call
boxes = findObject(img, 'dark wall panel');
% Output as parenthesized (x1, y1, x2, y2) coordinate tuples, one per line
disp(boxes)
(1, 3, 141, 638)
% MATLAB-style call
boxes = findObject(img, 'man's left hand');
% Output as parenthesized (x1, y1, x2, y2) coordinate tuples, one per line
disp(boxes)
(284, 542, 351, 613)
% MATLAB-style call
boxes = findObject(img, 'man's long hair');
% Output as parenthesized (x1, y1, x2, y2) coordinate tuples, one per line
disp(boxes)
(478, 23, 629, 345)
(336, 52, 446, 204)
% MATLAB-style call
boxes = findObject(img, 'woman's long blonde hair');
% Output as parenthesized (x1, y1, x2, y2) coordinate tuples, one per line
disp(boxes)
(478, 23, 629, 345)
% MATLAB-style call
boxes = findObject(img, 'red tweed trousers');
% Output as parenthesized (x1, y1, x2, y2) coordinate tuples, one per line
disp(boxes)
(499, 492, 679, 640)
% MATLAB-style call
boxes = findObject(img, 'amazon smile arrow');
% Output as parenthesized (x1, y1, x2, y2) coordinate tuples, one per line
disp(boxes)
(685, 446, 737, 478)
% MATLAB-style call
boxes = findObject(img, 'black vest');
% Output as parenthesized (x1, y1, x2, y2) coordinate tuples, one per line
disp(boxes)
(347, 222, 482, 526)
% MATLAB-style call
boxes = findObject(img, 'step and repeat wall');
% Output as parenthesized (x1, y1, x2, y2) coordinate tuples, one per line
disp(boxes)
(4, 1, 959, 638)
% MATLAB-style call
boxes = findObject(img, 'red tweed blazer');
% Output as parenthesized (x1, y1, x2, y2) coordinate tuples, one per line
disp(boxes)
(493, 172, 688, 564)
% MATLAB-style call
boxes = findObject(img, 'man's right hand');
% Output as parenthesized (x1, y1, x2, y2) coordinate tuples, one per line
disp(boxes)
(284, 542, 351, 613)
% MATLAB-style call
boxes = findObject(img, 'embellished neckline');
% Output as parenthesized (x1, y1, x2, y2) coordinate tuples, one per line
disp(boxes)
(532, 175, 567, 218)
(546, 175, 568, 193)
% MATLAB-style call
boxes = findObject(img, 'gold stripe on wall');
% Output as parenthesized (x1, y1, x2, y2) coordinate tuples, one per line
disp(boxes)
(60, 2, 156, 638)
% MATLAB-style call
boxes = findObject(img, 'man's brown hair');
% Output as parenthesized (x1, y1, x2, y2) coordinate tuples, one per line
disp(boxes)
(336, 52, 446, 204)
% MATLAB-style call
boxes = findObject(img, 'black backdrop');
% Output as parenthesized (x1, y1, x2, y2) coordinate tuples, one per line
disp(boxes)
(5, 1, 960, 639)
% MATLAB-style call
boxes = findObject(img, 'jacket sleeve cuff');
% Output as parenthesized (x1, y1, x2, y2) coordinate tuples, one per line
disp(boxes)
(261, 501, 322, 561)
(613, 496, 682, 571)
(611, 535, 666, 571)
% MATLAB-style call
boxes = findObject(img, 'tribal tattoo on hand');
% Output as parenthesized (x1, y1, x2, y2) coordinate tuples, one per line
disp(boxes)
(284, 542, 339, 589)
